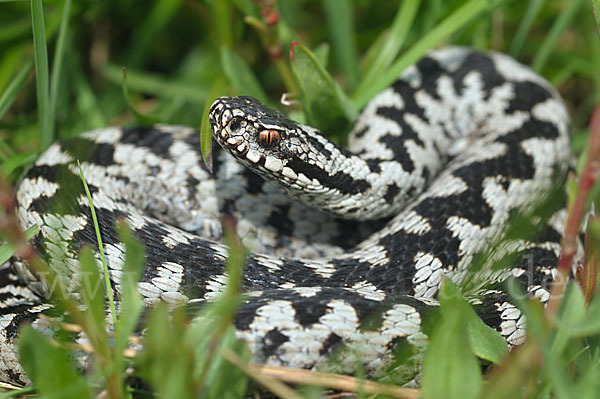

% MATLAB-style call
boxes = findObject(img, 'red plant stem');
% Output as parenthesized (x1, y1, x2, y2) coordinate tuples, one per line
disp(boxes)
(547, 102, 600, 314)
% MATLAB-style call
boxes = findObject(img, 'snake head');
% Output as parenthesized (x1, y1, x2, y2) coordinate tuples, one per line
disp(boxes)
(209, 96, 307, 173)
(209, 96, 360, 214)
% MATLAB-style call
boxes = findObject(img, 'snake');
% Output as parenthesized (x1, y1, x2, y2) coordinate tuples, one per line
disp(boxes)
(0, 47, 572, 386)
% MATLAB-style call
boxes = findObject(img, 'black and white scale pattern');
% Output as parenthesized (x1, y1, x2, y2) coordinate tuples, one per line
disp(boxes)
(1, 47, 572, 385)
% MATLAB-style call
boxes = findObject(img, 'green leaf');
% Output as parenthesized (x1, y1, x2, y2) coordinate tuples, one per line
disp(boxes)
(544, 282, 587, 395)
(0, 224, 40, 265)
(563, 284, 600, 337)
(290, 41, 357, 137)
(421, 279, 482, 399)
(138, 305, 195, 399)
(466, 311, 508, 364)
(220, 46, 270, 105)
(19, 326, 92, 399)
(30, 0, 52, 148)
(0, 58, 33, 121)
(313, 43, 330, 69)
(202, 327, 250, 398)
(200, 77, 229, 171)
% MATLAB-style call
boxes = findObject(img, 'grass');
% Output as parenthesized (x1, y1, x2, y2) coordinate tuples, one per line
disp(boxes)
(77, 160, 117, 328)
(1, 0, 600, 398)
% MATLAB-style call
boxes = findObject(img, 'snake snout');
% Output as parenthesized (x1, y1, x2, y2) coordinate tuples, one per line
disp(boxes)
(208, 97, 234, 130)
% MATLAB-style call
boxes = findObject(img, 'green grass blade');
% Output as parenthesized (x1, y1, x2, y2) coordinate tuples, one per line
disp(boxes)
(290, 41, 357, 137)
(0, 224, 39, 265)
(126, 0, 185, 67)
(209, 0, 234, 48)
(232, 0, 260, 18)
(352, 0, 500, 108)
(200, 77, 228, 171)
(356, 0, 421, 98)
(593, 0, 600, 35)
(0, 46, 26, 93)
(48, 0, 72, 139)
(73, 63, 107, 129)
(77, 160, 117, 328)
(1, 151, 38, 177)
(0, 387, 35, 399)
(0, 140, 15, 160)
(121, 67, 161, 125)
(531, 0, 586, 71)
(323, 0, 359, 89)
(509, 0, 545, 57)
(102, 64, 208, 103)
(30, 0, 51, 148)
(220, 46, 270, 105)
(0, 59, 33, 120)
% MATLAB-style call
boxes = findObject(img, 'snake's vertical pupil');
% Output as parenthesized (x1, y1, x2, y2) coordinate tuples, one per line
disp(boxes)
(258, 130, 280, 147)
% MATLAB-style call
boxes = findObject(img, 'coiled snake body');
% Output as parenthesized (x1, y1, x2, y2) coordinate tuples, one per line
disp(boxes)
(1, 47, 571, 385)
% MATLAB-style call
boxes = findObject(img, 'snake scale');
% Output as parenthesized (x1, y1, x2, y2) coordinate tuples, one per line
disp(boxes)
(1, 47, 572, 385)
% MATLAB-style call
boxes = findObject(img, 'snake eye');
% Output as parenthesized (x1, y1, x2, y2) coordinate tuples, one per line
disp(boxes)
(258, 130, 281, 147)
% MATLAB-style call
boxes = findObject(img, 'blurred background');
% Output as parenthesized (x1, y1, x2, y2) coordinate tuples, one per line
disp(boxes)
(0, 0, 598, 180)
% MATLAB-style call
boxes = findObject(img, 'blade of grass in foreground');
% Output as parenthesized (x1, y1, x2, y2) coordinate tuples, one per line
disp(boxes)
(19, 327, 92, 399)
(77, 160, 117, 327)
(421, 279, 483, 399)
(30, 0, 51, 148)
